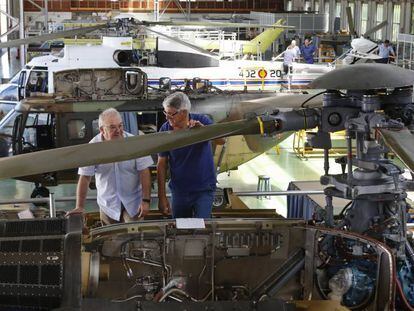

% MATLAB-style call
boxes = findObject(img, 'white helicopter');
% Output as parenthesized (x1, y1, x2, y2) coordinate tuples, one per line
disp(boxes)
(0, 16, 386, 116)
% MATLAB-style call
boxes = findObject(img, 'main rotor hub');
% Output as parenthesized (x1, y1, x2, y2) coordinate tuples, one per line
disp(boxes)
(361, 95, 380, 112)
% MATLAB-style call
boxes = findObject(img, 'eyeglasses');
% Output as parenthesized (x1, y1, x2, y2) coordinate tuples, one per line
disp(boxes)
(104, 124, 124, 132)
(163, 110, 180, 118)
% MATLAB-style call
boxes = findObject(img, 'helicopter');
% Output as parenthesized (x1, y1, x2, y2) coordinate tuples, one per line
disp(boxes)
(0, 64, 413, 310)
(0, 16, 330, 118)
(0, 65, 310, 198)
(57, 17, 288, 58)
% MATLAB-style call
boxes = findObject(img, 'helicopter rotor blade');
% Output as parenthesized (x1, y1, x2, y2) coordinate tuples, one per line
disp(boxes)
(309, 64, 414, 90)
(141, 25, 218, 57)
(346, 6, 357, 36)
(379, 128, 414, 173)
(0, 24, 107, 49)
(17, 97, 153, 113)
(0, 119, 264, 180)
(144, 20, 292, 29)
(363, 20, 388, 38)
(228, 93, 324, 121)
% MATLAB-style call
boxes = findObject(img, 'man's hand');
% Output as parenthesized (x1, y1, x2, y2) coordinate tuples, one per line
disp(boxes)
(158, 196, 171, 216)
(138, 201, 150, 218)
(66, 207, 84, 217)
(188, 120, 204, 128)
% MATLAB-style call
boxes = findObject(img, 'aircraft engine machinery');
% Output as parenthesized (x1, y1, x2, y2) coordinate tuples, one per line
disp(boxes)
(81, 221, 302, 306)
(0, 215, 82, 310)
(263, 82, 414, 309)
(113, 50, 134, 67)
(66, 219, 395, 310)
(53, 68, 147, 100)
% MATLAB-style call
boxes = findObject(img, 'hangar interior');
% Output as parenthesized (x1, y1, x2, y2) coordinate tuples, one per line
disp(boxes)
(0, 0, 414, 310)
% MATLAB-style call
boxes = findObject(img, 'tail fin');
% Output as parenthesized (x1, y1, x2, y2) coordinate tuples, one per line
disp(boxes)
(243, 19, 286, 55)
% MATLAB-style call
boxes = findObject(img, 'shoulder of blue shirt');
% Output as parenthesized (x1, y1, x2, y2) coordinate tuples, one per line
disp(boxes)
(160, 113, 212, 132)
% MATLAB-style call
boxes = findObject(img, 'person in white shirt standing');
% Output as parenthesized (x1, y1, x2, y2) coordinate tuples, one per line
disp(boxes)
(283, 42, 298, 75)
(67, 108, 153, 225)
(376, 40, 395, 64)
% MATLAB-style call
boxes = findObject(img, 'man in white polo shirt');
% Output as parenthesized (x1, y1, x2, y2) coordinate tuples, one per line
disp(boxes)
(67, 108, 153, 225)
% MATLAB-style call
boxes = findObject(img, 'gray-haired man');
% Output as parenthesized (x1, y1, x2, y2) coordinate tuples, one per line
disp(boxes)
(67, 108, 153, 225)
(157, 92, 224, 219)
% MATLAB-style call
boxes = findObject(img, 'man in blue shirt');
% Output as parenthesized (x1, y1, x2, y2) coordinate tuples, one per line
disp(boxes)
(157, 92, 224, 218)
(376, 40, 395, 64)
(67, 108, 153, 225)
(300, 38, 316, 64)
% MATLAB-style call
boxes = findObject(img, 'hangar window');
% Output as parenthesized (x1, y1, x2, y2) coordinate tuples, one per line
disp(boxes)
(286, 0, 292, 11)
(324, 1, 329, 15)
(360, 3, 368, 35)
(412, 5, 414, 35)
(314, 0, 319, 13)
(392, 4, 401, 42)
(305, 1, 310, 11)
(67, 120, 86, 140)
(335, 1, 341, 18)
(375, 4, 384, 40)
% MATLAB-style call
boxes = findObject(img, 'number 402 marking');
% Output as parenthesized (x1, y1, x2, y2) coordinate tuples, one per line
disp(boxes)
(239, 69, 283, 78)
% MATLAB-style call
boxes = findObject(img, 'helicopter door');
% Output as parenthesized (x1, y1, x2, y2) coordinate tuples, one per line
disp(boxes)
(26, 71, 48, 97)
(12, 112, 55, 154)
(11, 113, 24, 155)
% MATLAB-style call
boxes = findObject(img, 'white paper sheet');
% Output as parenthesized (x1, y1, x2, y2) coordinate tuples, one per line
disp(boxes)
(18, 209, 34, 219)
(176, 218, 205, 229)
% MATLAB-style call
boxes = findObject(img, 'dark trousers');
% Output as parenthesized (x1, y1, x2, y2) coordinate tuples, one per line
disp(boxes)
(171, 190, 214, 218)
(283, 64, 292, 75)
(375, 58, 389, 64)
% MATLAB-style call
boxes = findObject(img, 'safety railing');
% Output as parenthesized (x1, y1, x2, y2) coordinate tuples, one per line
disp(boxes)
(0, 190, 325, 218)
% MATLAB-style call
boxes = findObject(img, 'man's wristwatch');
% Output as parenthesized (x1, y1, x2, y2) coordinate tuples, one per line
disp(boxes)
(142, 198, 151, 203)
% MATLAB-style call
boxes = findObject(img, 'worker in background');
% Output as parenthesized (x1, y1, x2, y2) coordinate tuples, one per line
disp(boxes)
(291, 39, 301, 58)
(67, 108, 153, 225)
(242, 52, 253, 60)
(300, 37, 317, 64)
(157, 92, 225, 219)
(376, 40, 395, 64)
(283, 41, 297, 75)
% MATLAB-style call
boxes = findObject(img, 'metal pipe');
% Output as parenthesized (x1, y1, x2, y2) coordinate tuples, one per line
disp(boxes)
(49, 192, 56, 217)
(211, 224, 216, 301)
(19, 0, 25, 67)
(234, 190, 325, 196)
(0, 190, 326, 206)
(44, 0, 48, 32)
(323, 148, 329, 175)
(346, 129, 353, 184)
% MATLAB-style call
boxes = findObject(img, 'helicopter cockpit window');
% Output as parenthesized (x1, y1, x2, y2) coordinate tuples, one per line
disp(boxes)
(9, 73, 20, 84)
(26, 71, 48, 95)
(0, 84, 19, 101)
(67, 120, 87, 140)
(0, 110, 18, 137)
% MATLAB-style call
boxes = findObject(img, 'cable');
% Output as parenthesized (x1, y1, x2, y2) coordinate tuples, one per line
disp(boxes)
(158, 288, 198, 302)
(111, 294, 143, 303)
(301, 91, 326, 108)
(339, 201, 353, 217)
